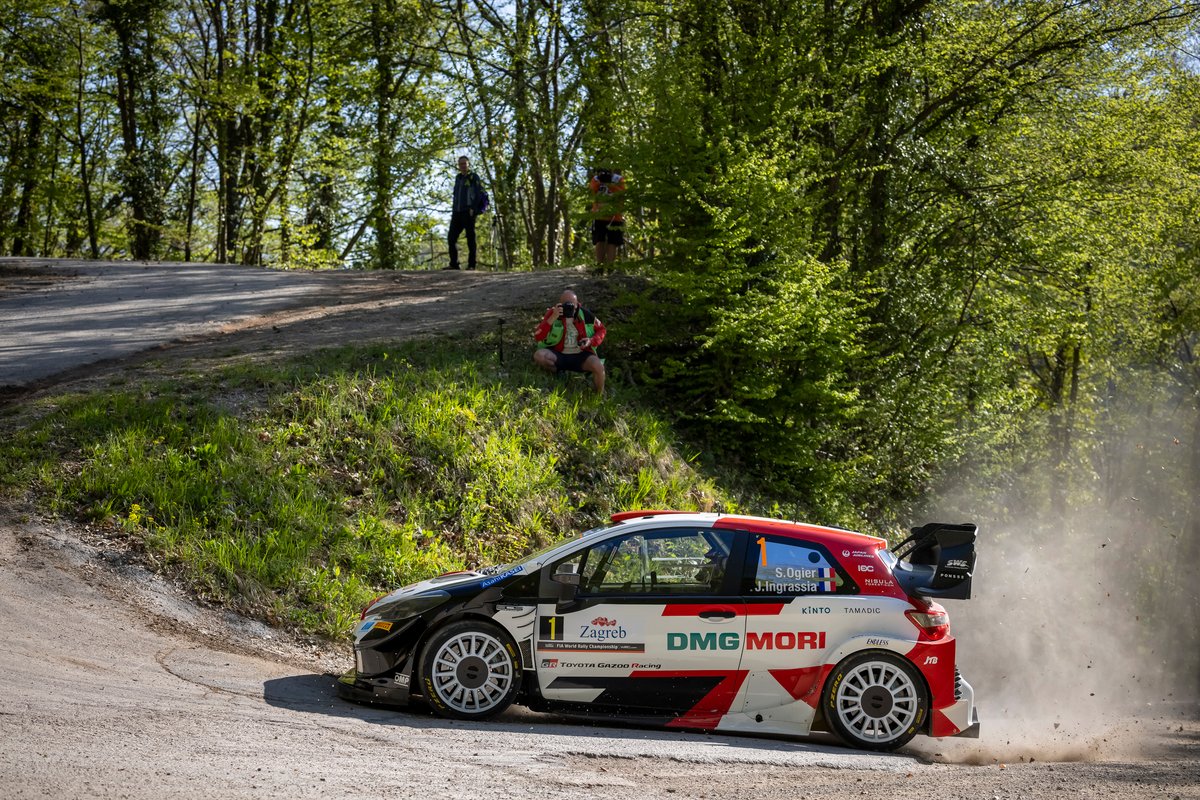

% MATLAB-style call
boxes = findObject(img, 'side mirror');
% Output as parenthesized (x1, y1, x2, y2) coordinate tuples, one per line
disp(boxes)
(552, 563, 581, 587)
(551, 563, 581, 606)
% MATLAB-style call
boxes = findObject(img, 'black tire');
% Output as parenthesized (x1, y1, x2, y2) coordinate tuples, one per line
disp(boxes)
(822, 650, 928, 751)
(419, 620, 521, 721)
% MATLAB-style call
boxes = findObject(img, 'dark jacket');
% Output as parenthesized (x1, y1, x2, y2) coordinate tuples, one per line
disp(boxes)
(453, 172, 483, 215)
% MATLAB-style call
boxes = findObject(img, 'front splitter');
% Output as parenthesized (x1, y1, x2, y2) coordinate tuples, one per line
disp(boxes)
(337, 668, 411, 707)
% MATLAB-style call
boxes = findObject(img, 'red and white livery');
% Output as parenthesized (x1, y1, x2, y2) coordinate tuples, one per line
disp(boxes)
(339, 511, 980, 751)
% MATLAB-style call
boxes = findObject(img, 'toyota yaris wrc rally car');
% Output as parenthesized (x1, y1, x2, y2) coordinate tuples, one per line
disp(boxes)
(338, 511, 980, 751)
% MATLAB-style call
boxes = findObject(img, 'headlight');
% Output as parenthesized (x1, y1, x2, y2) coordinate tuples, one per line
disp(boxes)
(371, 590, 450, 621)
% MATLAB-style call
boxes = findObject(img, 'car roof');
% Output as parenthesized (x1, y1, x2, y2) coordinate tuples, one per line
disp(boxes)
(608, 510, 888, 552)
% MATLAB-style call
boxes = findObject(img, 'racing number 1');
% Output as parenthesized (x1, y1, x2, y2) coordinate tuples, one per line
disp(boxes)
(757, 536, 768, 567)
(539, 615, 564, 641)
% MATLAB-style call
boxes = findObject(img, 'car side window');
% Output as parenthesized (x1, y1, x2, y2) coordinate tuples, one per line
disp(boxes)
(556, 528, 735, 595)
(741, 534, 852, 595)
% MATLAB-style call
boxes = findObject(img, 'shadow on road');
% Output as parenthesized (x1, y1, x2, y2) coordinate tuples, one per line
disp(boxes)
(261, 672, 901, 759)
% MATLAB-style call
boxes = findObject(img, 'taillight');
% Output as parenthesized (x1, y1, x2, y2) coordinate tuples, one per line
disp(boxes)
(905, 607, 950, 640)
(360, 595, 385, 620)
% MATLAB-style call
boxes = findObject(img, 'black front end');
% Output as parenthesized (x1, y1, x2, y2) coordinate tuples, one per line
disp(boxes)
(337, 614, 426, 705)
(336, 573, 534, 708)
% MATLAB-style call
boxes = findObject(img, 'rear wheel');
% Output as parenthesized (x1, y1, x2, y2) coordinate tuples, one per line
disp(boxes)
(822, 650, 928, 751)
(420, 620, 521, 720)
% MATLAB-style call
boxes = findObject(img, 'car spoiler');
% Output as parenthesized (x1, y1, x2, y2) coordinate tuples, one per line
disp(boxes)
(891, 522, 977, 600)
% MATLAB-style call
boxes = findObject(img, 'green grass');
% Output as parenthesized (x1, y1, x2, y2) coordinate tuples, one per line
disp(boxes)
(0, 336, 726, 638)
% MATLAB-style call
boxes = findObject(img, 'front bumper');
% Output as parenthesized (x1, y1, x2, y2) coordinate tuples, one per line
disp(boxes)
(337, 668, 412, 707)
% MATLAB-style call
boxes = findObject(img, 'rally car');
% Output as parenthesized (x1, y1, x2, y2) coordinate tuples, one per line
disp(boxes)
(337, 511, 980, 751)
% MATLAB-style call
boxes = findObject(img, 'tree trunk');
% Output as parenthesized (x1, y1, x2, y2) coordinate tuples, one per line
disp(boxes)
(306, 122, 338, 254)
(210, 3, 238, 263)
(580, 0, 616, 166)
(12, 112, 43, 257)
(1041, 344, 1080, 520)
(74, 20, 99, 259)
(0, 132, 21, 254)
(184, 113, 203, 262)
(370, 0, 396, 269)
(42, 127, 62, 255)
(861, 66, 894, 275)
(102, 0, 167, 260)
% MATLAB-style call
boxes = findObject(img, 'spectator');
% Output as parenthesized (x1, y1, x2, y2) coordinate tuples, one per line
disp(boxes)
(446, 156, 485, 270)
(589, 168, 625, 269)
(533, 289, 607, 394)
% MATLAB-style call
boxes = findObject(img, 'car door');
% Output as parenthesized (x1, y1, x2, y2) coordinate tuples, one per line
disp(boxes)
(735, 531, 854, 723)
(535, 525, 745, 724)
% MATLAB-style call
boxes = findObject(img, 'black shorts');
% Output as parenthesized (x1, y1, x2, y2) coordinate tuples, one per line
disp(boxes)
(552, 351, 594, 373)
(592, 220, 624, 247)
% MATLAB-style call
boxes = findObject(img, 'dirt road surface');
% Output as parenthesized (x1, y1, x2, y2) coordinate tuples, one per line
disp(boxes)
(0, 257, 581, 392)
(1, 259, 1197, 799)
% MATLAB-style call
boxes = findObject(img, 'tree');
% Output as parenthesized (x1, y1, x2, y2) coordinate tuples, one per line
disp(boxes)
(441, 0, 586, 269)
(611, 0, 1200, 522)
(364, 0, 444, 269)
(0, 0, 78, 256)
(94, 0, 173, 260)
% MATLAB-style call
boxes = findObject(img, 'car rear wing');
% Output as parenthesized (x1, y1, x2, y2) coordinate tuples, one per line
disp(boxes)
(891, 522, 977, 600)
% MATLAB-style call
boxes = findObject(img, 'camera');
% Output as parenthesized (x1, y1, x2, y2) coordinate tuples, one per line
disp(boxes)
(561, 303, 576, 318)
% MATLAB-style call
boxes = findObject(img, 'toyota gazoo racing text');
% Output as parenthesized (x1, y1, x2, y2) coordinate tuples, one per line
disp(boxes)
(338, 511, 980, 751)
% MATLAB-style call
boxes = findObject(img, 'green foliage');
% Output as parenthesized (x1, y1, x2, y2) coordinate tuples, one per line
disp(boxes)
(605, 0, 1200, 532)
(2, 0, 1199, 647)
(1, 338, 725, 637)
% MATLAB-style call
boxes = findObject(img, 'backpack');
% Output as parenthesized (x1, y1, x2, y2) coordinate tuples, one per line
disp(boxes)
(474, 187, 490, 214)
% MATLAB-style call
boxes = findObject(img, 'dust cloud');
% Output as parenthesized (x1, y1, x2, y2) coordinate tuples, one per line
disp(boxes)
(906, 502, 1199, 765)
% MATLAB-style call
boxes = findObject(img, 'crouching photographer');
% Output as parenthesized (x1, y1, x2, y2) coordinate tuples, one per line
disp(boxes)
(533, 290, 606, 394)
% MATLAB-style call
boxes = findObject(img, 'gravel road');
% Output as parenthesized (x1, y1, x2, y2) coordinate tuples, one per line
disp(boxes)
(3, 512, 1195, 800)
(0, 259, 1196, 799)
(0, 259, 344, 387)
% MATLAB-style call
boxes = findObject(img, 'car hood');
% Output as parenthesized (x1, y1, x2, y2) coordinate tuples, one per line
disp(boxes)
(375, 565, 528, 606)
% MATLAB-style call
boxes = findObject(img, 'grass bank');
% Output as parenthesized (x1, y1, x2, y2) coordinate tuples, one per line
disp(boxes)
(0, 337, 726, 638)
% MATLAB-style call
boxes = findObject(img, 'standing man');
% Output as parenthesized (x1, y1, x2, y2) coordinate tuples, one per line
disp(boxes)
(589, 168, 625, 269)
(533, 289, 607, 394)
(446, 156, 485, 270)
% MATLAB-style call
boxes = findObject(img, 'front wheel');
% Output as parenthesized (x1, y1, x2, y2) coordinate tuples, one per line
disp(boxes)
(822, 650, 928, 751)
(420, 620, 521, 720)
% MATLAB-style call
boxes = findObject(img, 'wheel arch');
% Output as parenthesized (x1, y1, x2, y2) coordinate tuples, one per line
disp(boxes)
(415, 614, 525, 720)
(817, 643, 933, 737)
(411, 611, 521, 693)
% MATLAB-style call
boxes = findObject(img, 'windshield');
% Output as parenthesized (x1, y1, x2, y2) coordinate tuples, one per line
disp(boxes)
(478, 525, 609, 575)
